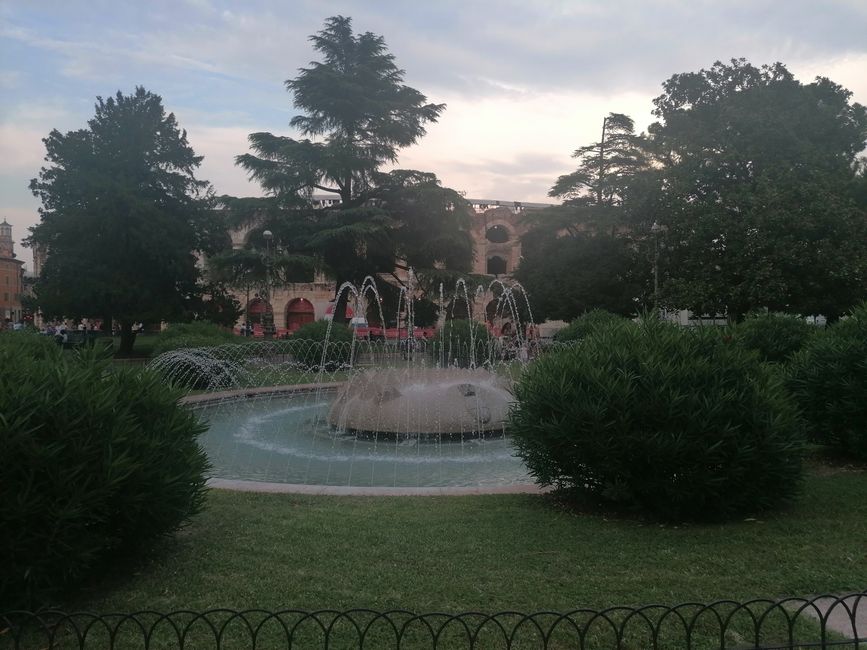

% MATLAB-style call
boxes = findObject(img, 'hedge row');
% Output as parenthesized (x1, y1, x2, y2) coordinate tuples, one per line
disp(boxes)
(0, 333, 209, 609)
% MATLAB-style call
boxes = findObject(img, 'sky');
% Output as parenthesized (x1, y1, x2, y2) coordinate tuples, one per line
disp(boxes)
(2, 0, 867, 270)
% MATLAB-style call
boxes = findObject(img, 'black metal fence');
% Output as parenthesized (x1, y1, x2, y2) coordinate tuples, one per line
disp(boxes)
(2, 593, 864, 649)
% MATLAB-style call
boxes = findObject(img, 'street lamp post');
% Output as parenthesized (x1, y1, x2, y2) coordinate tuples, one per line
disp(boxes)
(650, 221, 666, 312)
(262, 230, 276, 340)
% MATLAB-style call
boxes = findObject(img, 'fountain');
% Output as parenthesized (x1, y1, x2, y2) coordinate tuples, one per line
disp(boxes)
(327, 367, 513, 438)
(151, 276, 540, 489)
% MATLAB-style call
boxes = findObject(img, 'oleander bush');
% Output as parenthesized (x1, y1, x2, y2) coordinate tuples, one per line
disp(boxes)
(731, 312, 817, 364)
(510, 319, 805, 521)
(0, 340, 209, 608)
(787, 302, 867, 460)
(291, 320, 355, 369)
(553, 309, 630, 343)
(429, 319, 493, 367)
(0, 329, 58, 358)
(149, 321, 240, 357)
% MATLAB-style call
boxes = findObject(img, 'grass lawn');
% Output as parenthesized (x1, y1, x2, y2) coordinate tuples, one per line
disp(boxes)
(74, 466, 867, 614)
(12, 464, 864, 648)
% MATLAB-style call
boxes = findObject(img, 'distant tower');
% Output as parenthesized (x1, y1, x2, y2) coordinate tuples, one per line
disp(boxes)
(0, 219, 13, 259)
(0, 218, 24, 323)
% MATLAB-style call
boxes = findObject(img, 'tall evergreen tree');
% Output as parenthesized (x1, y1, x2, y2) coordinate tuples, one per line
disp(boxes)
(27, 87, 223, 353)
(516, 113, 650, 318)
(234, 16, 470, 321)
(546, 112, 649, 235)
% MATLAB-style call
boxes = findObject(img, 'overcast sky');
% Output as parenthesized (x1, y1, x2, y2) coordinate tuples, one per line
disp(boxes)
(2, 0, 866, 269)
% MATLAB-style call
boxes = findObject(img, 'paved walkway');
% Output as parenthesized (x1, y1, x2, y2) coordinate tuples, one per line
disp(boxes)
(208, 477, 547, 496)
(784, 594, 866, 642)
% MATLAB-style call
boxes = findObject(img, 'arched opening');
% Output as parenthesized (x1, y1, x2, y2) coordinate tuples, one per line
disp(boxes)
(486, 224, 510, 243)
(487, 255, 507, 276)
(285, 298, 315, 332)
(246, 295, 272, 325)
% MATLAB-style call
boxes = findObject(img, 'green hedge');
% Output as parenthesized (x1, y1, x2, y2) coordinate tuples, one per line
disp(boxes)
(731, 312, 817, 364)
(0, 335, 209, 608)
(787, 302, 867, 460)
(509, 319, 805, 521)
(150, 321, 240, 357)
(291, 320, 355, 369)
(553, 309, 629, 343)
(428, 319, 493, 368)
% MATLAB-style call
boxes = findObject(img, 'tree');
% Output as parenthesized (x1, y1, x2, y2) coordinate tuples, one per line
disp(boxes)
(234, 16, 470, 321)
(206, 245, 314, 322)
(647, 59, 867, 320)
(516, 113, 650, 319)
(546, 112, 649, 235)
(514, 228, 644, 321)
(27, 87, 223, 353)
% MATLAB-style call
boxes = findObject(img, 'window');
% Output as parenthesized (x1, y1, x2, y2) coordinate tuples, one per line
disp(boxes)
(485, 225, 510, 243)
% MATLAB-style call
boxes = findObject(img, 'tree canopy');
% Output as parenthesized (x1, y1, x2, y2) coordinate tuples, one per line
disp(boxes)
(516, 113, 650, 319)
(27, 87, 224, 352)
(648, 59, 867, 319)
(521, 59, 867, 323)
(231, 16, 471, 320)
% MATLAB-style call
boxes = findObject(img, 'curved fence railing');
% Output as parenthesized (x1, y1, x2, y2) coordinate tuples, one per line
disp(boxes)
(3, 593, 864, 649)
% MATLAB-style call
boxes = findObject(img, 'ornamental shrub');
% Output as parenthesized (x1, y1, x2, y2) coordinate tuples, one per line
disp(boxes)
(731, 312, 816, 364)
(0, 329, 58, 358)
(291, 319, 355, 369)
(0, 341, 209, 608)
(787, 302, 867, 460)
(553, 309, 629, 343)
(429, 319, 493, 367)
(150, 321, 240, 357)
(509, 319, 805, 521)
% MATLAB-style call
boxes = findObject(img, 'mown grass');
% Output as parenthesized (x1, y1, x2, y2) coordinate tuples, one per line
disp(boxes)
(9, 464, 857, 648)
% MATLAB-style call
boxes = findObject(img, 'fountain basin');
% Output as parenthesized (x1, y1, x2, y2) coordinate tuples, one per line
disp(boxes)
(189, 385, 529, 488)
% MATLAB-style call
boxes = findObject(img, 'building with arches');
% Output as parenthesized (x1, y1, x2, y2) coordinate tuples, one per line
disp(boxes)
(225, 197, 551, 336)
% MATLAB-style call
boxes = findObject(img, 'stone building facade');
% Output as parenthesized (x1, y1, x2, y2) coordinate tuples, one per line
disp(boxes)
(0, 219, 25, 324)
(228, 198, 550, 334)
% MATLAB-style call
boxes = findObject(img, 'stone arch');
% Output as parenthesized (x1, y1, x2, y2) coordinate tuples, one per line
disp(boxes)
(285, 297, 315, 332)
(486, 255, 507, 276)
(246, 296, 272, 325)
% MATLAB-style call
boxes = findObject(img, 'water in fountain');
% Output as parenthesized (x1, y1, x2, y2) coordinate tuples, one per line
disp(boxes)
(150, 276, 541, 488)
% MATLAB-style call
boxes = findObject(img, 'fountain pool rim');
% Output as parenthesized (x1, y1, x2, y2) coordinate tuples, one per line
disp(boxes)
(184, 384, 543, 495)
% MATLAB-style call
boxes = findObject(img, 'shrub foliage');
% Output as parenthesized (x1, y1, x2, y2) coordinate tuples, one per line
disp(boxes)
(291, 320, 355, 369)
(553, 309, 629, 343)
(150, 321, 240, 357)
(429, 319, 493, 367)
(787, 302, 867, 460)
(731, 312, 816, 363)
(0, 336, 209, 608)
(510, 320, 805, 521)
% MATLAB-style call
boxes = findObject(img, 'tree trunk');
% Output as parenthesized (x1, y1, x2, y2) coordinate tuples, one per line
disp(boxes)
(332, 280, 350, 324)
(118, 320, 136, 356)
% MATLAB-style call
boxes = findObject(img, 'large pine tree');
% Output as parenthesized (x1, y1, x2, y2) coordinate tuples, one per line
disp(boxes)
(233, 16, 472, 321)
